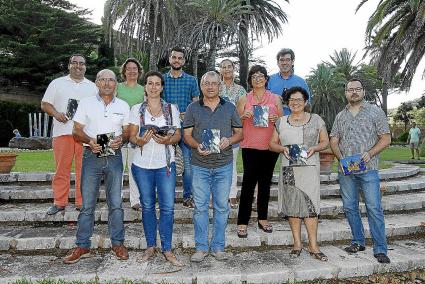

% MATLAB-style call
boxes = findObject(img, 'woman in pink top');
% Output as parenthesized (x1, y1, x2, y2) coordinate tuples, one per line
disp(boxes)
(236, 65, 283, 238)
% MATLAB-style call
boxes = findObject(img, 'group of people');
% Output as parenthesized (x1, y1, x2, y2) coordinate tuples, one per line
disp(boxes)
(41, 47, 392, 267)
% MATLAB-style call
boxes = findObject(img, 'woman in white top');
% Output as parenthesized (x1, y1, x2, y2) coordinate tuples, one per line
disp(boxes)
(129, 71, 182, 266)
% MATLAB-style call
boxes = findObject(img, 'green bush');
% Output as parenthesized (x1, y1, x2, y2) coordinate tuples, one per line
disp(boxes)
(397, 131, 409, 143)
(420, 141, 425, 157)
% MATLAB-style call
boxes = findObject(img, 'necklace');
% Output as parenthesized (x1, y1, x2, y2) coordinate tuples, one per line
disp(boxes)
(148, 105, 162, 121)
(289, 112, 306, 124)
(253, 91, 266, 104)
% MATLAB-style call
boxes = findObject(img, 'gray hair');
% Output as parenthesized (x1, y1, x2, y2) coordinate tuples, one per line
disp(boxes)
(95, 69, 117, 81)
(200, 71, 220, 85)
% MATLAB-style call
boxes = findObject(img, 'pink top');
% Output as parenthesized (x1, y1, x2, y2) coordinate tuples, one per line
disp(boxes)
(240, 90, 279, 150)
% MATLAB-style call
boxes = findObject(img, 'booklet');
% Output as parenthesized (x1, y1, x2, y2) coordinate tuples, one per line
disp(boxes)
(140, 125, 177, 137)
(253, 105, 269, 128)
(340, 154, 366, 175)
(287, 144, 309, 166)
(96, 132, 116, 157)
(66, 98, 79, 120)
(201, 129, 220, 153)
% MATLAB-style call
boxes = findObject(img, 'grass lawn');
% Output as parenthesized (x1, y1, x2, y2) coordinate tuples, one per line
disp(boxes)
(11, 146, 424, 173)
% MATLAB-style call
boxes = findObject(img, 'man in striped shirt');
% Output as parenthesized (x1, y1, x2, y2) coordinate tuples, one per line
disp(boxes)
(330, 78, 391, 264)
(163, 47, 200, 208)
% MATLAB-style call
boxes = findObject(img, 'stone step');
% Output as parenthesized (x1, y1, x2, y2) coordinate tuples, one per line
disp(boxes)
(1, 174, 424, 202)
(1, 238, 425, 283)
(2, 190, 425, 223)
(0, 164, 420, 184)
(0, 211, 424, 252)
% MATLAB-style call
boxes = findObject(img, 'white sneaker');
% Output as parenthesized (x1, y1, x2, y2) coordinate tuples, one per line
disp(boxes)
(190, 250, 208, 262)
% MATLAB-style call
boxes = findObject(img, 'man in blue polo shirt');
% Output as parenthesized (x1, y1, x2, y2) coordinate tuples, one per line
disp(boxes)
(267, 48, 311, 115)
(163, 47, 200, 208)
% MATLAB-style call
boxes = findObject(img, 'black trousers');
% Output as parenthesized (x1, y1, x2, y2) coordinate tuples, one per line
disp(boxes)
(237, 148, 279, 225)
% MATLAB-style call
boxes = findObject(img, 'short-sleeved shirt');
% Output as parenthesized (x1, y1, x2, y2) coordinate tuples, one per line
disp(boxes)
(73, 95, 130, 139)
(163, 71, 200, 113)
(330, 101, 390, 171)
(409, 127, 421, 143)
(219, 81, 246, 105)
(117, 83, 144, 107)
(183, 97, 242, 169)
(42, 75, 98, 137)
(267, 73, 311, 115)
(129, 103, 180, 169)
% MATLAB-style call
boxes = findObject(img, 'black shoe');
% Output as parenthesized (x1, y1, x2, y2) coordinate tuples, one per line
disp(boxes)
(182, 198, 194, 209)
(344, 243, 365, 253)
(374, 253, 390, 263)
(46, 205, 65, 215)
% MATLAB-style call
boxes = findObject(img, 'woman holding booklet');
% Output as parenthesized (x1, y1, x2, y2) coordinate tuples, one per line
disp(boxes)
(236, 65, 283, 238)
(128, 71, 183, 267)
(269, 86, 329, 261)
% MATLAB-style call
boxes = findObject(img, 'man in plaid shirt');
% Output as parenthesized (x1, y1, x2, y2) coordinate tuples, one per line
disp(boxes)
(163, 47, 200, 208)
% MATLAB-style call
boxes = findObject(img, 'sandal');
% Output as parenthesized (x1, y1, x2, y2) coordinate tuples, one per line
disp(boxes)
(289, 248, 302, 258)
(137, 247, 157, 263)
(308, 251, 328, 262)
(229, 198, 238, 209)
(237, 226, 248, 238)
(163, 252, 184, 267)
(258, 221, 273, 233)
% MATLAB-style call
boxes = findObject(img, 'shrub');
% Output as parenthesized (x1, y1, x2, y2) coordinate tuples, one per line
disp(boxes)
(397, 131, 409, 143)
(420, 141, 425, 157)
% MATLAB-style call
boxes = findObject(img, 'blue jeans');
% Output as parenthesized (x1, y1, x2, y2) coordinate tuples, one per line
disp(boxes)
(338, 170, 387, 254)
(192, 163, 232, 252)
(132, 163, 176, 252)
(76, 149, 125, 248)
(179, 139, 193, 200)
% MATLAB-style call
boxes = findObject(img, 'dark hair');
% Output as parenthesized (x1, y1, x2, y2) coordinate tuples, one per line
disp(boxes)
(276, 48, 295, 61)
(169, 46, 185, 57)
(143, 71, 164, 97)
(220, 59, 234, 68)
(68, 54, 86, 63)
(120, 58, 143, 81)
(247, 65, 269, 88)
(286, 86, 309, 102)
(345, 77, 364, 90)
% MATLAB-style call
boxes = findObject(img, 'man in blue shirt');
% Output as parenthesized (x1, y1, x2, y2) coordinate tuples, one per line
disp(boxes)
(163, 47, 200, 208)
(267, 48, 311, 115)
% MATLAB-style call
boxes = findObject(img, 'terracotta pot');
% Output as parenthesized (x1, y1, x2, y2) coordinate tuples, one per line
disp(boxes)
(0, 153, 17, 173)
(319, 148, 335, 174)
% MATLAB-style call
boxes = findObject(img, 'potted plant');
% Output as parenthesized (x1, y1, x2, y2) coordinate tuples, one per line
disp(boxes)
(0, 150, 18, 173)
(307, 63, 346, 174)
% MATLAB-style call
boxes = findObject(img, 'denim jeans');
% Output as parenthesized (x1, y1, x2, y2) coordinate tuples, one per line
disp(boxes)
(179, 138, 193, 200)
(338, 170, 387, 254)
(132, 163, 176, 252)
(76, 149, 125, 248)
(192, 162, 232, 252)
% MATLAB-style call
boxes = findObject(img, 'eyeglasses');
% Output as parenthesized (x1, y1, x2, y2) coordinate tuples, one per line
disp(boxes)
(278, 58, 292, 63)
(251, 74, 265, 81)
(171, 56, 184, 61)
(346, 87, 363, 93)
(288, 98, 305, 103)
(70, 61, 86, 66)
(97, 78, 116, 84)
(202, 81, 219, 87)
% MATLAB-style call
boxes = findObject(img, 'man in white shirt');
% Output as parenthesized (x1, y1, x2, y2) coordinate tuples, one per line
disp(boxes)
(63, 69, 130, 264)
(408, 122, 421, 160)
(41, 54, 98, 215)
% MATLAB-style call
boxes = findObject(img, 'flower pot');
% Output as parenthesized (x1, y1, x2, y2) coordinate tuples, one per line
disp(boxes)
(319, 148, 335, 174)
(0, 153, 17, 173)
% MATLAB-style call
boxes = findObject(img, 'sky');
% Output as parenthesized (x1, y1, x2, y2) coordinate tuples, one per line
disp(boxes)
(69, 0, 425, 109)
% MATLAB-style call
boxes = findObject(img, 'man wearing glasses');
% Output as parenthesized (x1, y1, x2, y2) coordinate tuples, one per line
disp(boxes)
(41, 54, 97, 215)
(183, 71, 243, 262)
(267, 48, 311, 115)
(330, 78, 391, 264)
(63, 69, 130, 264)
(163, 47, 200, 209)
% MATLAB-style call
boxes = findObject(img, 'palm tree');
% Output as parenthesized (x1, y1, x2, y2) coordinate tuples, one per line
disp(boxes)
(357, 0, 425, 113)
(307, 63, 346, 132)
(326, 48, 359, 79)
(238, 0, 289, 88)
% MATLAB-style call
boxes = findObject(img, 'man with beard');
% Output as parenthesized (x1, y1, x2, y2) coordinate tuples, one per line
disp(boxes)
(163, 47, 200, 209)
(41, 54, 97, 215)
(267, 48, 311, 115)
(330, 78, 391, 264)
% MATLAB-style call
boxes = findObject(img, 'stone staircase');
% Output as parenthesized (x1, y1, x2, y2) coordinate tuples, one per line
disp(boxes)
(0, 164, 425, 283)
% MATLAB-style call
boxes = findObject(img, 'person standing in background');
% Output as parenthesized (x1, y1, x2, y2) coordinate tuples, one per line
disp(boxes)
(407, 122, 421, 160)
(117, 58, 145, 211)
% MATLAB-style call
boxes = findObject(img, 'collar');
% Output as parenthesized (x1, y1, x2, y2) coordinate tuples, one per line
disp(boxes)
(199, 96, 226, 106)
(96, 93, 116, 104)
(278, 72, 294, 80)
(166, 70, 185, 79)
(344, 100, 368, 110)
(65, 74, 88, 84)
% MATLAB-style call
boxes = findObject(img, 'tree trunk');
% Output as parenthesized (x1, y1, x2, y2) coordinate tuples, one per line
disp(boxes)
(238, 16, 249, 90)
(206, 37, 218, 70)
(192, 49, 199, 78)
(381, 80, 388, 115)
